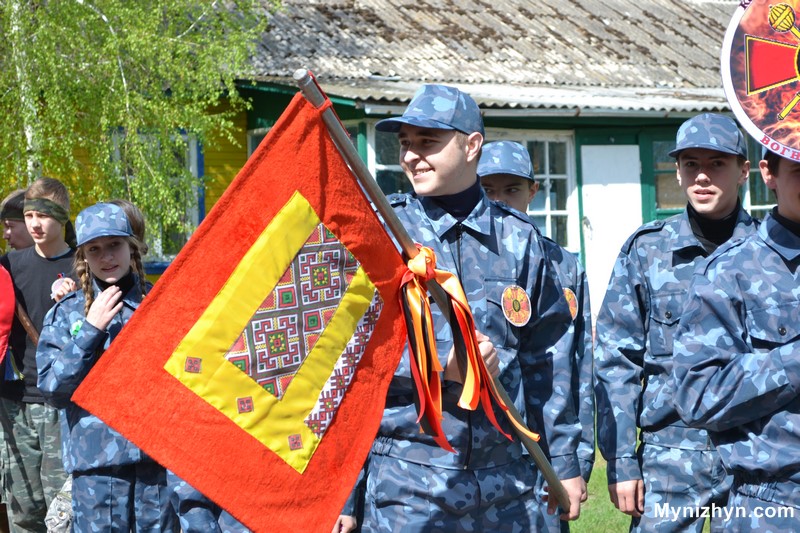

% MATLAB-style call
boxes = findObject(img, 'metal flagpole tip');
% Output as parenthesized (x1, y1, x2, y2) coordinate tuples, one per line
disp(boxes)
(293, 68, 310, 82)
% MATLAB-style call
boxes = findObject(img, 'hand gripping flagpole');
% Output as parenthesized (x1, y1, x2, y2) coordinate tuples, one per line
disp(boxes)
(294, 69, 570, 513)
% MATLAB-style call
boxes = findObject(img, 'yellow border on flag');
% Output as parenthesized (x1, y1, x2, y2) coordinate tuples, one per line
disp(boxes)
(164, 191, 376, 472)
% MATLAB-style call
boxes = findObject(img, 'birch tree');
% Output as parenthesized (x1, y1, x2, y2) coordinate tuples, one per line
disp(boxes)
(0, 0, 277, 255)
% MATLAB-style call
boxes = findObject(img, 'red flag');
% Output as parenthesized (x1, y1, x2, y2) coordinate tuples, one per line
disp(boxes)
(72, 93, 407, 531)
(0, 265, 13, 365)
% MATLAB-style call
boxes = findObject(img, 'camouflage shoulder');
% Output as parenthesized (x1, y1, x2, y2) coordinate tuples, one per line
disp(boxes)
(43, 290, 82, 326)
(491, 201, 535, 227)
(541, 234, 558, 248)
(698, 234, 751, 275)
(541, 235, 579, 267)
(387, 193, 412, 207)
(620, 218, 671, 254)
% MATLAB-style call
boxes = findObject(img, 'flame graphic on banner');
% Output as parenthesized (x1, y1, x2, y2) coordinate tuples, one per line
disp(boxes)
(724, 0, 800, 152)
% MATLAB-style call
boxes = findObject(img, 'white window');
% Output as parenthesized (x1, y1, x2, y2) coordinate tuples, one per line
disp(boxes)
(367, 124, 412, 195)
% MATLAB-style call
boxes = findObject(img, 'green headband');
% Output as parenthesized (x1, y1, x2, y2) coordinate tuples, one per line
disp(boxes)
(23, 198, 70, 225)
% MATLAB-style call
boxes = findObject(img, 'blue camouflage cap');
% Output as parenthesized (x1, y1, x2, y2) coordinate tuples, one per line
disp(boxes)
(477, 141, 534, 181)
(76, 202, 133, 247)
(375, 84, 484, 136)
(669, 113, 747, 159)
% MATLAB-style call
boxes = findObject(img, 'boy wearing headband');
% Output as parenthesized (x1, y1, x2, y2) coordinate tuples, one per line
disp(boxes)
(0, 177, 73, 531)
(1, 190, 34, 252)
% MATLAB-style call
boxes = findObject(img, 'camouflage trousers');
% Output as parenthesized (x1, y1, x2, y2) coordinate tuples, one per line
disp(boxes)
(0, 398, 67, 533)
(167, 472, 249, 533)
(44, 476, 72, 533)
(72, 462, 178, 532)
(631, 443, 731, 533)
(361, 453, 544, 532)
(720, 474, 800, 531)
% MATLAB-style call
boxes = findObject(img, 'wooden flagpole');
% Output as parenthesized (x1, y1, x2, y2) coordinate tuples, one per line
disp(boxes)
(294, 68, 571, 513)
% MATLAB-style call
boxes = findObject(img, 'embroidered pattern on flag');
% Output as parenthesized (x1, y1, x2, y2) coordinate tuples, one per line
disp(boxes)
(305, 291, 383, 437)
(224, 224, 360, 399)
(163, 191, 383, 473)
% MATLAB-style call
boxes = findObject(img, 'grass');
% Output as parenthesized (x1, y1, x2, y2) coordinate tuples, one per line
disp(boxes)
(571, 454, 630, 533)
(571, 453, 711, 533)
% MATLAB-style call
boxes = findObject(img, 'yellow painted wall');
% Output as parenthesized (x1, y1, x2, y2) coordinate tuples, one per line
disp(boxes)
(1, 107, 249, 281)
(203, 107, 249, 216)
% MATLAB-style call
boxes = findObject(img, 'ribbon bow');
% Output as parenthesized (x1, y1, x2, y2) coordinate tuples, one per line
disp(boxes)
(399, 245, 539, 452)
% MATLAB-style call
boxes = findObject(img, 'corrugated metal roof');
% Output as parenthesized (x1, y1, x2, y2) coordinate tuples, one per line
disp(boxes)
(252, 0, 739, 114)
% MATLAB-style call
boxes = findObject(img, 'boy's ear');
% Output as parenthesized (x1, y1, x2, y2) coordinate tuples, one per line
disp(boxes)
(738, 159, 750, 186)
(760, 159, 777, 191)
(465, 132, 483, 162)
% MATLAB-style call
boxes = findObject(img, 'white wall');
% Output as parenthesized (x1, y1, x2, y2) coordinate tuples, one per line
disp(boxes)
(580, 145, 643, 326)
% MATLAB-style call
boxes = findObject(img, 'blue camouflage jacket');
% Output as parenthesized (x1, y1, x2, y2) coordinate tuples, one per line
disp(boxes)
(377, 192, 581, 479)
(673, 212, 800, 482)
(37, 276, 150, 473)
(541, 235, 595, 482)
(594, 207, 757, 484)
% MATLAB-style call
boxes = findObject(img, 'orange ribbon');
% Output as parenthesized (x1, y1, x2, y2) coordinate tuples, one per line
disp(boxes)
(399, 245, 539, 453)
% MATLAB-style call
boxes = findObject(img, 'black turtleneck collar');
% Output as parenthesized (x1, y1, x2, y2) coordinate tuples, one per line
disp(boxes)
(773, 207, 800, 238)
(687, 201, 740, 254)
(430, 179, 482, 222)
(96, 269, 136, 296)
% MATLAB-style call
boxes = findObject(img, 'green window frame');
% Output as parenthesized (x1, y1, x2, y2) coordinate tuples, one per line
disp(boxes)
(640, 128, 681, 223)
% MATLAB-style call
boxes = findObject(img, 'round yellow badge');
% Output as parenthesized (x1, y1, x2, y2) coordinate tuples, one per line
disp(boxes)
(564, 288, 578, 321)
(502, 285, 532, 327)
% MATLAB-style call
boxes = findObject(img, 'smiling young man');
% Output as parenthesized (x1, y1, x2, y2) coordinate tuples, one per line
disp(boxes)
(337, 85, 582, 533)
(594, 114, 758, 532)
(0, 177, 73, 532)
(672, 148, 800, 530)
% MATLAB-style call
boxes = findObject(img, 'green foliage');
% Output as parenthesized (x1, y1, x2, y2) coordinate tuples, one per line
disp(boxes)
(0, 0, 279, 254)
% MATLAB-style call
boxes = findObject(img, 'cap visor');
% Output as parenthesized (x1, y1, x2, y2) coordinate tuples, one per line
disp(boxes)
(478, 170, 535, 181)
(669, 143, 744, 158)
(77, 230, 132, 247)
(375, 116, 457, 133)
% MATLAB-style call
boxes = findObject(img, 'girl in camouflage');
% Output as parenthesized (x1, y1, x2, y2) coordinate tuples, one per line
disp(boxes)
(36, 202, 178, 532)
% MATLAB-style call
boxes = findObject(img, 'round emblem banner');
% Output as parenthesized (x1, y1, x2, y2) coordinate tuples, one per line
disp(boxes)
(722, 0, 800, 157)
(501, 285, 532, 327)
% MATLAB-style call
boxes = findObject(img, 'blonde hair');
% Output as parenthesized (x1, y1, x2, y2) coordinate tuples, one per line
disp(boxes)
(25, 177, 70, 212)
(75, 236, 147, 316)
